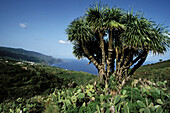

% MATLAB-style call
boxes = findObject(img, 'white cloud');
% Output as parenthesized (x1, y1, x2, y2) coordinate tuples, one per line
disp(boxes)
(58, 40, 70, 44)
(19, 23, 27, 28)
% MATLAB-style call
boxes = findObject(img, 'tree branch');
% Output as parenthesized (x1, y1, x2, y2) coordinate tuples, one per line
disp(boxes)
(128, 51, 148, 75)
(81, 43, 100, 69)
(125, 49, 148, 69)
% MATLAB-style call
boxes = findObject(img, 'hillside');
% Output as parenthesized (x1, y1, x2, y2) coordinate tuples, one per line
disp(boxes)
(0, 46, 63, 65)
(133, 60, 170, 88)
(0, 59, 96, 103)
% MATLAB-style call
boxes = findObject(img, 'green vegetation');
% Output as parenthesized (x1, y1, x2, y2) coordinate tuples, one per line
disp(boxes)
(0, 59, 96, 103)
(0, 78, 169, 113)
(0, 58, 169, 113)
(0, 3, 170, 113)
(132, 60, 170, 89)
(0, 46, 63, 65)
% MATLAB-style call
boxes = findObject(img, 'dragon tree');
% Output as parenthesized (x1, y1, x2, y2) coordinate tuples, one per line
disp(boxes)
(66, 3, 170, 90)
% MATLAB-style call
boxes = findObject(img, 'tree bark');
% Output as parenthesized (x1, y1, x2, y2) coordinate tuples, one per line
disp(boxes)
(81, 43, 99, 69)
(98, 31, 106, 83)
(125, 49, 148, 69)
(129, 50, 148, 75)
(107, 29, 114, 78)
(114, 49, 149, 90)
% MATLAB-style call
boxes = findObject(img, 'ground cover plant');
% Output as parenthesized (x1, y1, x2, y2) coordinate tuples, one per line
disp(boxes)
(0, 78, 169, 113)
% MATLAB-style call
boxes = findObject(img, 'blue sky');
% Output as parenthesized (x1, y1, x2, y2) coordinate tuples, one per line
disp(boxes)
(0, 0, 170, 62)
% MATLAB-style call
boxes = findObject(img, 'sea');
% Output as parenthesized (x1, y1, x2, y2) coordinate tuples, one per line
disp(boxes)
(54, 59, 155, 75)
(54, 59, 98, 75)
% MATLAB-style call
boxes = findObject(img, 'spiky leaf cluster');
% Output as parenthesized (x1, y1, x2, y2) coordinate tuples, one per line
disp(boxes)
(66, 3, 170, 85)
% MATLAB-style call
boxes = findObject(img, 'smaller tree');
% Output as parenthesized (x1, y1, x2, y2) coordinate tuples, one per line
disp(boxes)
(159, 59, 163, 62)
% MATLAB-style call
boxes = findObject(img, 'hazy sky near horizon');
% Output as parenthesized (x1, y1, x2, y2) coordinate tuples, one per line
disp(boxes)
(0, 0, 170, 62)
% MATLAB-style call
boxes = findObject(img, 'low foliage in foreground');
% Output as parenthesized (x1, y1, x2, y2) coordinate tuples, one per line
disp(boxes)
(1, 78, 169, 113)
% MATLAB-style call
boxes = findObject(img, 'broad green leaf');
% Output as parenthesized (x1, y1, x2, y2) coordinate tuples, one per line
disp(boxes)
(137, 100, 146, 108)
(144, 107, 150, 113)
(87, 92, 92, 97)
(114, 95, 121, 105)
(124, 104, 130, 113)
(156, 106, 163, 113)
(157, 99, 163, 105)
(150, 107, 156, 112)
(77, 93, 85, 99)
(154, 105, 160, 109)
(122, 90, 127, 95)
(139, 108, 145, 113)
(100, 94, 104, 102)
(23, 108, 28, 112)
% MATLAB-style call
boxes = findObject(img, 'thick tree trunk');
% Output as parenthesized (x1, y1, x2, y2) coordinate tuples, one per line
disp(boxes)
(98, 67, 105, 84)
(113, 49, 149, 91)
(107, 29, 114, 78)
(98, 31, 106, 84)
(114, 47, 120, 81)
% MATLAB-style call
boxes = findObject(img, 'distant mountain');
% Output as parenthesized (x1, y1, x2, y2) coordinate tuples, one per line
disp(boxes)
(0, 46, 63, 65)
